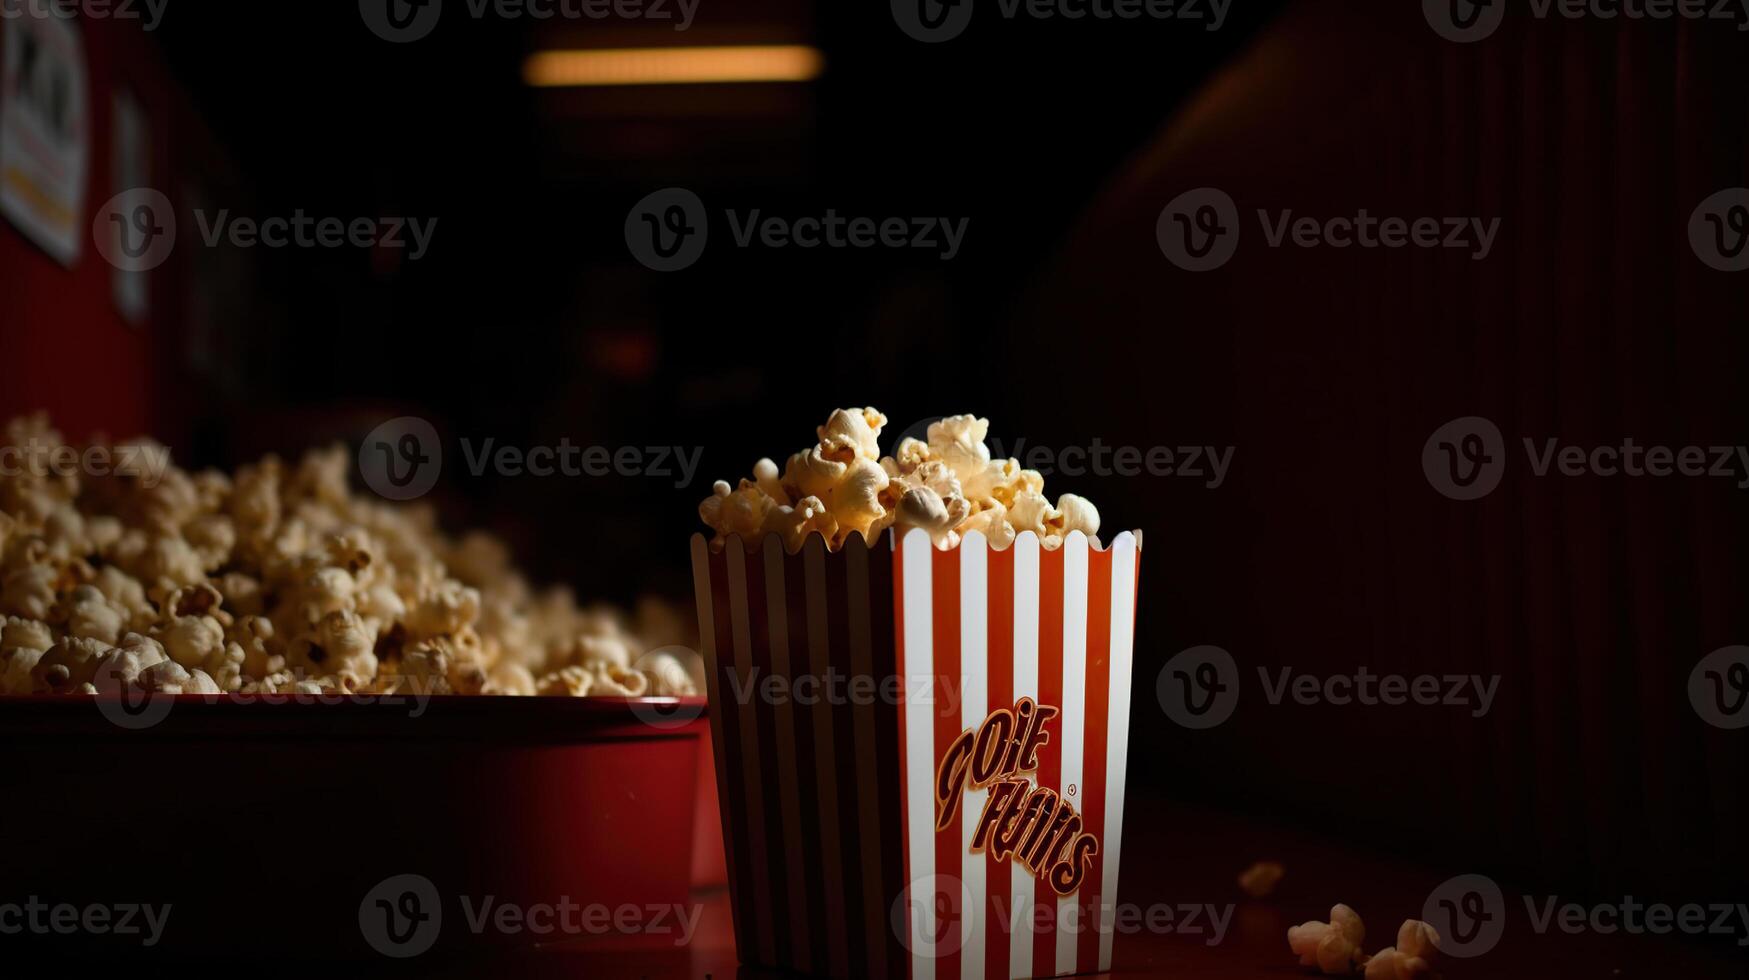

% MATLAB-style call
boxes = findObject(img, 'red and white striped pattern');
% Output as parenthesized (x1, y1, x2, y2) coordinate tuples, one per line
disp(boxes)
(895, 528, 1140, 980)
(691, 528, 1141, 980)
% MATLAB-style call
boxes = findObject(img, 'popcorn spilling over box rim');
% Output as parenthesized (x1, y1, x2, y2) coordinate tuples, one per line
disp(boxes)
(698, 408, 1103, 555)
(692, 409, 1140, 980)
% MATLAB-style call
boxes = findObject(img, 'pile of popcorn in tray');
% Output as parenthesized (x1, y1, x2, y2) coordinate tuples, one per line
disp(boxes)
(0, 414, 700, 699)
(699, 407, 1101, 552)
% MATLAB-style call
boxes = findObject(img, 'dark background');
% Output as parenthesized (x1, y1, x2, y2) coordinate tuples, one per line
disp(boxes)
(4, 0, 1290, 596)
(4, 0, 1748, 970)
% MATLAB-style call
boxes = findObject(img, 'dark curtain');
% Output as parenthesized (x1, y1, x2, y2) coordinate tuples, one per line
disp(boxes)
(1017, 0, 1749, 903)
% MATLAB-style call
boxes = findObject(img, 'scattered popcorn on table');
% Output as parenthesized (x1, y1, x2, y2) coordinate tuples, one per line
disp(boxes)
(699, 408, 1103, 551)
(0, 413, 700, 699)
(1238, 859, 1286, 898)
(1361, 920, 1440, 980)
(1288, 903, 1367, 975)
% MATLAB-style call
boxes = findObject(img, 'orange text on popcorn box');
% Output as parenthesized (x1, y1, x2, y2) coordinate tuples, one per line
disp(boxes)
(936, 697, 1100, 895)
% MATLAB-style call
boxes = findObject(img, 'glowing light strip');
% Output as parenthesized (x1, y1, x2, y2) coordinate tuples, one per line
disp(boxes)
(524, 45, 823, 87)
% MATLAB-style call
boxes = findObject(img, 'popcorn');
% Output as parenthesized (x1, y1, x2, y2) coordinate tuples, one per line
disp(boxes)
(1056, 493, 1101, 539)
(638, 650, 695, 697)
(229, 615, 282, 680)
(31, 636, 115, 693)
(303, 610, 379, 693)
(0, 646, 44, 695)
(1362, 920, 1439, 980)
(817, 407, 887, 461)
(582, 661, 650, 698)
(1288, 904, 1367, 975)
(895, 486, 969, 550)
(537, 664, 593, 697)
(62, 585, 125, 645)
(763, 496, 839, 552)
(93, 565, 153, 629)
(89, 633, 169, 695)
(577, 633, 633, 671)
(137, 658, 222, 695)
(1006, 491, 1059, 539)
(701, 409, 1109, 553)
(926, 415, 994, 494)
(157, 606, 227, 672)
(1238, 860, 1285, 898)
(1, 616, 53, 657)
(831, 458, 890, 540)
(750, 457, 787, 505)
(783, 447, 852, 504)
(892, 437, 932, 472)
(483, 662, 536, 697)
(133, 534, 206, 592)
(1, 564, 58, 621)
(698, 481, 774, 543)
(183, 513, 236, 571)
(0, 416, 702, 701)
(397, 639, 456, 695)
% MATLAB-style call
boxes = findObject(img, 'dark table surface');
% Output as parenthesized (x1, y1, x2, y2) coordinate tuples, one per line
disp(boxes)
(410, 796, 1746, 978)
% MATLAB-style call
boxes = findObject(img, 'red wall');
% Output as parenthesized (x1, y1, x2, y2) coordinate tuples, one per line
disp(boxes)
(0, 12, 217, 446)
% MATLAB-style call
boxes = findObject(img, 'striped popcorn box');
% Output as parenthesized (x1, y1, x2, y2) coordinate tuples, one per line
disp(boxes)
(690, 526, 1142, 980)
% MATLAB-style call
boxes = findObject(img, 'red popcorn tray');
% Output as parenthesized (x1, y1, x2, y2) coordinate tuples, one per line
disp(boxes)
(692, 527, 1142, 980)
(0, 694, 715, 960)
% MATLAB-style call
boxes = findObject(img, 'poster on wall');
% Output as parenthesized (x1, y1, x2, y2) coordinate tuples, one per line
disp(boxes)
(111, 89, 149, 323)
(0, 11, 91, 267)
